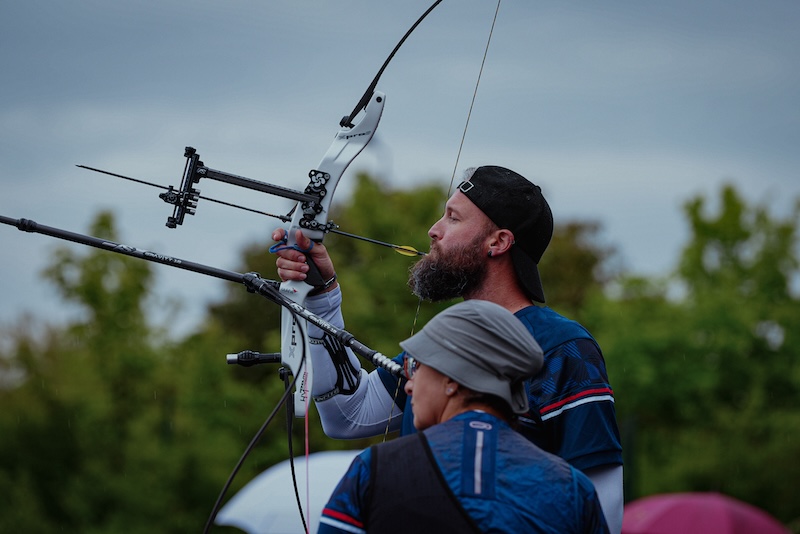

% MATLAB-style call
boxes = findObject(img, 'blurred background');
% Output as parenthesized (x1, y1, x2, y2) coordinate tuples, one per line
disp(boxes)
(1, 1, 798, 532)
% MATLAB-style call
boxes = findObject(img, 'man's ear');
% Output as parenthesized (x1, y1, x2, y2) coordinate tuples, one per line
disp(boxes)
(487, 229, 515, 257)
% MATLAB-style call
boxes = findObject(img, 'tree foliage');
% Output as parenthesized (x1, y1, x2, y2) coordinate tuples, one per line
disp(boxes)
(587, 185, 800, 524)
(0, 213, 285, 532)
(1, 179, 799, 531)
(539, 220, 618, 318)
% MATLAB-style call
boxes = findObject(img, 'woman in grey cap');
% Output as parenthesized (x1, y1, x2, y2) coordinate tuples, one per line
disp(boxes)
(318, 300, 609, 534)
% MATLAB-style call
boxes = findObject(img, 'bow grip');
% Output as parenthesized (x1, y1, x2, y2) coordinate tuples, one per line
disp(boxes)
(302, 245, 326, 288)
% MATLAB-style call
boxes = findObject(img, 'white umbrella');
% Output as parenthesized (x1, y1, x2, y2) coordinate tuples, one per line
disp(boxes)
(215, 450, 363, 534)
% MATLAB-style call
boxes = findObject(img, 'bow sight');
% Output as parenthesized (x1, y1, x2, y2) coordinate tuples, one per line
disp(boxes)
(163, 146, 325, 231)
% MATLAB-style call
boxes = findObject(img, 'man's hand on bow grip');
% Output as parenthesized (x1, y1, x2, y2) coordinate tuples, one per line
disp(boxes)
(272, 228, 338, 293)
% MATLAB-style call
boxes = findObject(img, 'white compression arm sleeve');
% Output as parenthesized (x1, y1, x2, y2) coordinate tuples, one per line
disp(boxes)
(583, 464, 624, 534)
(305, 287, 404, 438)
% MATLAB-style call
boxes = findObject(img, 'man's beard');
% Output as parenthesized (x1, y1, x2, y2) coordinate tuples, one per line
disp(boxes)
(408, 235, 488, 302)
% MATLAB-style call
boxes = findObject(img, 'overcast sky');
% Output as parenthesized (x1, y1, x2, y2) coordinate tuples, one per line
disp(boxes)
(2, 1, 798, 336)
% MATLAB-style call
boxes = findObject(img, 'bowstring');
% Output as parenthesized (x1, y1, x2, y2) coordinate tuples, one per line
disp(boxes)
(447, 0, 502, 197)
(382, 0, 503, 442)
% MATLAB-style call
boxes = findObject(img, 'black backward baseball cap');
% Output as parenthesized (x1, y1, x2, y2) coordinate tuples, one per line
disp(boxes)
(457, 166, 553, 303)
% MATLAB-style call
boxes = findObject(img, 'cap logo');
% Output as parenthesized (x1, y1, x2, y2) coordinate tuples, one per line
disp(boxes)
(458, 180, 474, 193)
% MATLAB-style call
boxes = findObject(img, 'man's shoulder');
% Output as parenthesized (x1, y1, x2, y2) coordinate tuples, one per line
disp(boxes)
(514, 305, 595, 352)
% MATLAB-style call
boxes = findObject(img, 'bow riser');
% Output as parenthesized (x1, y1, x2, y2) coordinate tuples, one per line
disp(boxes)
(280, 91, 386, 416)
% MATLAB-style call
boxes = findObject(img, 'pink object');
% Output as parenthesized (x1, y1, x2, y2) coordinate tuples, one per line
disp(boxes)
(622, 492, 790, 534)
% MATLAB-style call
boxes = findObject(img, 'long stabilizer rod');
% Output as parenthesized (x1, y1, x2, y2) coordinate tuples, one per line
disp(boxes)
(0, 214, 402, 377)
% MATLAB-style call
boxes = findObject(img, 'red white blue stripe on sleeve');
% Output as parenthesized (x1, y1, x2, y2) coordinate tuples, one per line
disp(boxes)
(540, 387, 615, 421)
(319, 508, 366, 534)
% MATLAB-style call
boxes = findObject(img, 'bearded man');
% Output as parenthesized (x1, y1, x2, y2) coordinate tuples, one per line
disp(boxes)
(273, 166, 624, 533)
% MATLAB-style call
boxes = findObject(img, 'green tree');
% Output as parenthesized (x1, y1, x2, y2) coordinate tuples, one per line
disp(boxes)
(539, 220, 618, 318)
(13, 175, 797, 531)
(590, 184, 800, 524)
(0, 213, 283, 532)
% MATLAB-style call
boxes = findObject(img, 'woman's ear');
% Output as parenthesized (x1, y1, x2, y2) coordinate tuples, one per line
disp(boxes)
(444, 378, 459, 396)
